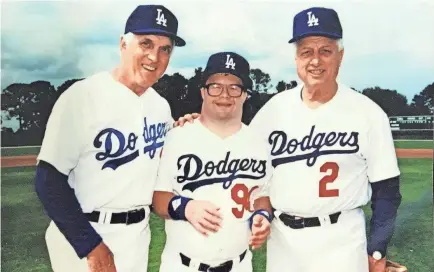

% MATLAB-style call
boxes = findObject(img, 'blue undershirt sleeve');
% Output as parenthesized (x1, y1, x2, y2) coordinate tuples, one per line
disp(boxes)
(34, 160, 102, 258)
(367, 175, 402, 256)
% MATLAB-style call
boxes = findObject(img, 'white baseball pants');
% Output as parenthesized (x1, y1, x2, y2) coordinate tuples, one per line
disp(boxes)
(45, 210, 151, 272)
(266, 208, 369, 272)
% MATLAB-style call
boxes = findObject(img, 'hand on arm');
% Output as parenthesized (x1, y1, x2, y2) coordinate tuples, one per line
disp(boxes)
(153, 191, 223, 237)
(184, 199, 223, 237)
(249, 196, 272, 249)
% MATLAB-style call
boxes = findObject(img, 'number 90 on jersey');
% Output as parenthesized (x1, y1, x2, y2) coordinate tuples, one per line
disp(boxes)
(231, 184, 259, 219)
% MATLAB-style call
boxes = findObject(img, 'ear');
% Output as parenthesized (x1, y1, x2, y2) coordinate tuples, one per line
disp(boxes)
(120, 34, 127, 51)
(200, 88, 206, 100)
(338, 49, 344, 66)
(240, 91, 248, 104)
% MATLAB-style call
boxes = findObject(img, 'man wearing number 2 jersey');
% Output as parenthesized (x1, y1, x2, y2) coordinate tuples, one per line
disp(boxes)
(152, 52, 273, 272)
(249, 7, 402, 272)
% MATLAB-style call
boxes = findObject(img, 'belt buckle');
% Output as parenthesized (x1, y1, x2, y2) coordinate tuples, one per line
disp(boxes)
(290, 218, 305, 229)
(125, 210, 132, 225)
(207, 261, 232, 272)
(126, 209, 145, 225)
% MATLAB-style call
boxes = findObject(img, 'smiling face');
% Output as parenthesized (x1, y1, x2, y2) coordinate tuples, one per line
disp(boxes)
(295, 36, 344, 89)
(201, 73, 247, 122)
(119, 33, 173, 92)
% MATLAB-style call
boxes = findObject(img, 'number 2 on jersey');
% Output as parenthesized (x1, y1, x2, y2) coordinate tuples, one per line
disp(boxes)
(231, 184, 258, 218)
(319, 162, 339, 197)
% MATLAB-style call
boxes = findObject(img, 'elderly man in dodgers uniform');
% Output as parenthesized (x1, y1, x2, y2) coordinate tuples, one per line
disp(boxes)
(35, 4, 186, 272)
(249, 7, 403, 272)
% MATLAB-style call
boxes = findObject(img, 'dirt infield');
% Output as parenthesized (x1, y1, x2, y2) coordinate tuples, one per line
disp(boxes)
(395, 149, 433, 158)
(1, 149, 432, 168)
(1, 155, 38, 168)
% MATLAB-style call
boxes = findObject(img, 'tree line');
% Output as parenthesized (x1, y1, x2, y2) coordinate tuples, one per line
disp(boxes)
(1, 67, 433, 147)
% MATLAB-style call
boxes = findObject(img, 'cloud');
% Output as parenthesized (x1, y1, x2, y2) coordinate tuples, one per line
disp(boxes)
(1, 0, 433, 99)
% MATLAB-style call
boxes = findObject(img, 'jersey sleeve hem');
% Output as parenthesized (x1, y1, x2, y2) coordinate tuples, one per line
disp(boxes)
(369, 170, 401, 183)
(153, 186, 173, 192)
(36, 156, 72, 177)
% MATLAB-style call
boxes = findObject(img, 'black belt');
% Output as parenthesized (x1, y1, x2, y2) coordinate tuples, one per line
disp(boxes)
(278, 211, 341, 229)
(180, 250, 247, 272)
(85, 208, 146, 225)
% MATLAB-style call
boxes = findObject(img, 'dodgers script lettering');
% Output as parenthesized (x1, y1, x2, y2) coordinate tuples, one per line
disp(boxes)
(269, 125, 359, 167)
(177, 151, 267, 192)
(93, 117, 170, 170)
(94, 128, 139, 170)
(143, 117, 169, 159)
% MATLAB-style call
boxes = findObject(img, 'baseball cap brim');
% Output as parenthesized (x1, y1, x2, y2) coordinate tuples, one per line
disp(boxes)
(288, 31, 341, 43)
(131, 28, 186, 46)
(202, 68, 253, 91)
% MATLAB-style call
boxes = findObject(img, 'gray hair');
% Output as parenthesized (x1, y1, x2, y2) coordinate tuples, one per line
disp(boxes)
(123, 32, 135, 46)
(336, 38, 344, 51)
(294, 38, 344, 52)
(123, 32, 175, 53)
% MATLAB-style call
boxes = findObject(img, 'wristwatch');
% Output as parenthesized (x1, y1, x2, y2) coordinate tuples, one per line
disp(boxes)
(372, 251, 383, 260)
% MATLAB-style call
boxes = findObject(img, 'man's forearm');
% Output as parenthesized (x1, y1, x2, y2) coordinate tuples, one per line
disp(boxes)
(34, 161, 102, 258)
(253, 196, 273, 214)
(152, 191, 175, 219)
(368, 176, 402, 256)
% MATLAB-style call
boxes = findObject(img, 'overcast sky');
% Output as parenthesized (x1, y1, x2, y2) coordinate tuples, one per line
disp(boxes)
(1, 0, 433, 101)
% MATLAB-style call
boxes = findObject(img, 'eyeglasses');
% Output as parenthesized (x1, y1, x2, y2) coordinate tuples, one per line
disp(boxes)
(204, 83, 246, 97)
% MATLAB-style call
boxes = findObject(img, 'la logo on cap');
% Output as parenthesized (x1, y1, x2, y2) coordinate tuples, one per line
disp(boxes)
(225, 54, 236, 70)
(307, 11, 319, 27)
(156, 8, 167, 27)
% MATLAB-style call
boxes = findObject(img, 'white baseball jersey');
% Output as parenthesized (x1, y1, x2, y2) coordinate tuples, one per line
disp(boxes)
(249, 83, 400, 217)
(37, 71, 173, 213)
(155, 121, 272, 262)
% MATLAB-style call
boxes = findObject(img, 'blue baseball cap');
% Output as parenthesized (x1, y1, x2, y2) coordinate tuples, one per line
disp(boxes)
(125, 5, 186, 47)
(288, 7, 342, 43)
(202, 52, 253, 90)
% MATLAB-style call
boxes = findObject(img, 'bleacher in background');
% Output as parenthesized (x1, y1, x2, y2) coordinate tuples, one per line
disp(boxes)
(389, 115, 433, 140)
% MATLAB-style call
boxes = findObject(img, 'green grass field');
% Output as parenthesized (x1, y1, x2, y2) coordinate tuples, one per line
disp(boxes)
(393, 140, 433, 149)
(1, 140, 432, 157)
(1, 158, 433, 272)
(1, 147, 41, 157)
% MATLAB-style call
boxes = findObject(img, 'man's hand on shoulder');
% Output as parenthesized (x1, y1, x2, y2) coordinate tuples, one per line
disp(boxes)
(173, 113, 200, 128)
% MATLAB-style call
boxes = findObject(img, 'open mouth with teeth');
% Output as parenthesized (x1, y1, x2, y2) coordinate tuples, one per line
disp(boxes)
(308, 69, 325, 76)
(142, 64, 156, 71)
(215, 102, 233, 108)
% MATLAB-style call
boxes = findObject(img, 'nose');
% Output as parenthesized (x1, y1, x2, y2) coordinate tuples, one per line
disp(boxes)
(309, 52, 320, 66)
(310, 56, 319, 66)
(220, 86, 230, 98)
(147, 48, 159, 63)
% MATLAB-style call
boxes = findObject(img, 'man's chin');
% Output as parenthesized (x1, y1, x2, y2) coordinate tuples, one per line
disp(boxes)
(305, 77, 334, 89)
(139, 72, 159, 85)
(215, 111, 233, 120)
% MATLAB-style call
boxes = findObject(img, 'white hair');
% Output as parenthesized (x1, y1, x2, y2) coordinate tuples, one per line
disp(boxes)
(336, 38, 344, 51)
(122, 31, 175, 54)
(294, 38, 344, 52)
(123, 32, 135, 47)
